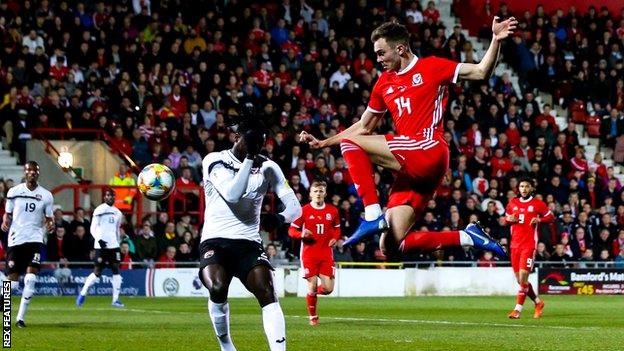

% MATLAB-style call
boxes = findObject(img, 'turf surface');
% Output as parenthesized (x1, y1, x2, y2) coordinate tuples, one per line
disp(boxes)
(10, 295, 623, 350)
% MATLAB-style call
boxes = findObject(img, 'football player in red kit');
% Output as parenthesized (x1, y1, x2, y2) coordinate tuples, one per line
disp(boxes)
(504, 178, 554, 319)
(289, 180, 340, 326)
(300, 18, 517, 258)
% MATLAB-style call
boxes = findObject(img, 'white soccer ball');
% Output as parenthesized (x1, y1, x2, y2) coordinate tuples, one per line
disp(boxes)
(137, 163, 176, 201)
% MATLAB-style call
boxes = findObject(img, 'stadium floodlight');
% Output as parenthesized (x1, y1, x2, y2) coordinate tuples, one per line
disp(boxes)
(58, 146, 74, 169)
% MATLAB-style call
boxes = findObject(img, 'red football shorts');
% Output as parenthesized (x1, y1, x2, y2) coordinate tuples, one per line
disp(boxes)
(385, 134, 449, 212)
(511, 248, 536, 273)
(301, 256, 335, 279)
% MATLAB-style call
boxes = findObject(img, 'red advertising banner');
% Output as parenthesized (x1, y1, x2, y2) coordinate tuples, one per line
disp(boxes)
(539, 268, 624, 295)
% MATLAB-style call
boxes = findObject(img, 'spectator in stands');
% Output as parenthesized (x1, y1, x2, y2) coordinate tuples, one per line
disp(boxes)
(109, 163, 137, 212)
(119, 242, 134, 270)
(47, 226, 71, 261)
(67, 225, 94, 266)
(550, 243, 572, 267)
(135, 221, 158, 265)
(156, 245, 177, 268)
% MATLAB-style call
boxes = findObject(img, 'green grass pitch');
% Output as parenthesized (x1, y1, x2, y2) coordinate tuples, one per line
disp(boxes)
(11, 295, 623, 350)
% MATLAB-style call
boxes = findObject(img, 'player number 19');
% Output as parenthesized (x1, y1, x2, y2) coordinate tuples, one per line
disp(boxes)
(394, 96, 412, 117)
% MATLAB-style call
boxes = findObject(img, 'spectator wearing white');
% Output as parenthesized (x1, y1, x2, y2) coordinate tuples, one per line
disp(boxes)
(50, 48, 68, 67)
(22, 30, 44, 54)
(329, 65, 351, 89)
(405, 2, 424, 23)
(300, 1, 314, 24)
(132, 0, 151, 15)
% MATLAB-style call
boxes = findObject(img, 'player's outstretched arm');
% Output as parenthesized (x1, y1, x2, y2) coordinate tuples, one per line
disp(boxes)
(458, 16, 518, 81)
(300, 110, 384, 149)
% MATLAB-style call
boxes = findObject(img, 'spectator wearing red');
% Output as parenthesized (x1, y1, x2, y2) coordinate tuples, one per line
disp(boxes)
(534, 104, 559, 133)
(491, 148, 513, 177)
(569, 148, 589, 178)
(423, 1, 441, 23)
(352, 52, 374, 77)
(168, 84, 188, 117)
(109, 127, 133, 156)
(253, 62, 273, 90)
(505, 121, 521, 146)
(613, 230, 624, 257)
(478, 251, 497, 267)
(49, 56, 70, 81)
(156, 246, 177, 268)
(120, 242, 133, 270)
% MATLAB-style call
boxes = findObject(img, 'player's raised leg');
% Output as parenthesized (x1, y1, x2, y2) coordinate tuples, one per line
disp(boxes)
(77, 267, 101, 306)
(245, 265, 286, 351)
(201, 264, 236, 351)
(340, 134, 401, 245)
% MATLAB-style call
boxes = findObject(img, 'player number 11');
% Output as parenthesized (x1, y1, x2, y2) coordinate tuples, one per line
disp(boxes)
(316, 224, 324, 235)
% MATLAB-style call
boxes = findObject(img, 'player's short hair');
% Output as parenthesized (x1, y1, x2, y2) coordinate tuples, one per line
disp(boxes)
(518, 177, 535, 188)
(371, 21, 410, 47)
(25, 160, 39, 170)
(310, 180, 327, 189)
(104, 187, 115, 196)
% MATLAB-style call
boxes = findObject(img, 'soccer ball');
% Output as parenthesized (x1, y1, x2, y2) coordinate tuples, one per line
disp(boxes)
(137, 163, 176, 201)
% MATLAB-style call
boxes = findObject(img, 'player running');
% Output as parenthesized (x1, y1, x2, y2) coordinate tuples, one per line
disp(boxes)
(76, 188, 125, 307)
(288, 180, 340, 326)
(300, 18, 517, 258)
(199, 108, 302, 351)
(1, 161, 54, 328)
(503, 178, 553, 319)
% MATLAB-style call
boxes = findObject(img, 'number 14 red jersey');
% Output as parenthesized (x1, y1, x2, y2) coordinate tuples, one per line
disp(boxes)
(367, 56, 461, 139)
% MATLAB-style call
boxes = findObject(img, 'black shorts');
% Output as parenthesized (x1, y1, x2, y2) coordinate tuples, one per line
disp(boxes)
(199, 238, 273, 281)
(6, 242, 43, 275)
(94, 248, 121, 269)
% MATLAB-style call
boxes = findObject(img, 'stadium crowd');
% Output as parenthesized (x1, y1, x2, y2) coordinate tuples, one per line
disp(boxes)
(0, 0, 624, 268)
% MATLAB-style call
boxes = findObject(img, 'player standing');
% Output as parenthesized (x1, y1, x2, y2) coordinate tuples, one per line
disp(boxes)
(76, 188, 125, 307)
(199, 109, 302, 351)
(288, 180, 340, 326)
(503, 178, 553, 319)
(1, 161, 54, 328)
(300, 18, 517, 257)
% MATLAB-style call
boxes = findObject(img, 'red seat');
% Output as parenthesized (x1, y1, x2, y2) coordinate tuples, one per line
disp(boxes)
(572, 110, 588, 124)
(586, 117, 601, 137)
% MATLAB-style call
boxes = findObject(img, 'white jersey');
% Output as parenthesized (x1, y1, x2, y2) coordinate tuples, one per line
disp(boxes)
(90, 203, 123, 249)
(201, 150, 294, 243)
(5, 183, 54, 247)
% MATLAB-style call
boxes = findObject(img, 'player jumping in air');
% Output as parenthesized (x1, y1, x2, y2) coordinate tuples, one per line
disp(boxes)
(503, 178, 553, 319)
(1, 161, 54, 328)
(300, 18, 517, 258)
(76, 188, 125, 307)
(199, 107, 302, 351)
(288, 180, 340, 326)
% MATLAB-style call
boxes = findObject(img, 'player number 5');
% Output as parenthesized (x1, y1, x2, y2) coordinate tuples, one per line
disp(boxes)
(394, 96, 412, 117)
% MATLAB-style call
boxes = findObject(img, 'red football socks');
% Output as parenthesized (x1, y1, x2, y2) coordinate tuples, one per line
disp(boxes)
(306, 293, 317, 318)
(400, 231, 461, 253)
(341, 139, 378, 207)
(517, 283, 529, 306)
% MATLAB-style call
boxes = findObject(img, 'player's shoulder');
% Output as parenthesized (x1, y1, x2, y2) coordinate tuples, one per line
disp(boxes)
(6, 184, 21, 197)
(325, 203, 339, 213)
(37, 185, 53, 199)
(203, 151, 236, 173)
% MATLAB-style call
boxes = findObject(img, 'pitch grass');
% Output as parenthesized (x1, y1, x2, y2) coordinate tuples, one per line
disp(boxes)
(11, 295, 623, 351)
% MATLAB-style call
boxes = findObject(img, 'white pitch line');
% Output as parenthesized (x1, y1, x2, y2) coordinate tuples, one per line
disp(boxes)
(32, 307, 599, 331)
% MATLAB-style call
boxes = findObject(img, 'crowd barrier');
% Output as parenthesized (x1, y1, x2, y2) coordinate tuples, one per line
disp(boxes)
(3, 263, 622, 297)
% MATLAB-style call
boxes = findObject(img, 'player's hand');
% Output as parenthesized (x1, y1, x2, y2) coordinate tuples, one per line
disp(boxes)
(492, 16, 518, 41)
(328, 239, 337, 247)
(0, 221, 8, 232)
(302, 229, 316, 244)
(244, 129, 265, 158)
(530, 217, 540, 225)
(505, 214, 518, 223)
(98, 239, 108, 248)
(299, 131, 323, 149)
(46, 220, 55, 233)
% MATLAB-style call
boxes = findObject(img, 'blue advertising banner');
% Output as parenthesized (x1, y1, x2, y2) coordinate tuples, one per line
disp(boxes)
(4, 269, 146, 297)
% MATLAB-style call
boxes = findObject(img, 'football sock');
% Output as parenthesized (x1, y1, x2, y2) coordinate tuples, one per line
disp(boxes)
(17, 273, 36, 322)
(527, 283, 540, 304)
(306, 293, 317, 319)
(112, 274, 122, 302)
(208, 300, 236, 351)
(80, 273, 99, 296)
(262, 302, 286, 351)
(341, 139, 380, 220)
(400, 231, 461, 252)
(516, 283, 529, 309)
(458, 230, 474, 246)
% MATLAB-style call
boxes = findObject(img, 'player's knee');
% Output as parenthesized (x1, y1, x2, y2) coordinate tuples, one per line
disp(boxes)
(340, 138, 359, 149)
(253, 284, 276, 305)
(208, 281, 228, 301)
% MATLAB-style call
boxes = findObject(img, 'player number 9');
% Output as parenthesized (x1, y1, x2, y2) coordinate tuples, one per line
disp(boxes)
(518, 214, 525, 224)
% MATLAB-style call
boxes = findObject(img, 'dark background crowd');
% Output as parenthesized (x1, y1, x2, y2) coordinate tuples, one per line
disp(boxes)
(0, 0, 623, 268)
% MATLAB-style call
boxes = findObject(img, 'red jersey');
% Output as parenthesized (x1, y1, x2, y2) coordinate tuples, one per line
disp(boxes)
(506, 196, 554, 249)
(368, 56, 460, 139)
(289, 203, 340, 259)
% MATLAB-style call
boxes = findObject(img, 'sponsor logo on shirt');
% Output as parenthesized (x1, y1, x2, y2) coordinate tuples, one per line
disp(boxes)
(528, 206, 534, 212)
(326, 214, 332, 220)
(204, 250, 214, 259)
